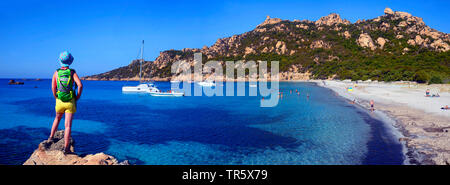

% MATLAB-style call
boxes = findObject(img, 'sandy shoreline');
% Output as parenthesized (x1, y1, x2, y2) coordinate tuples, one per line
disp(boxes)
(314, 80, 450, 165)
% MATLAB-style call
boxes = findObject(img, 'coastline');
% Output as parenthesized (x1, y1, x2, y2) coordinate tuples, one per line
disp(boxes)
(314, 80, 450, 165)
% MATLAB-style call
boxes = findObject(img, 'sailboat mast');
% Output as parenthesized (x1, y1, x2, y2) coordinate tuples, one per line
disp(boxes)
(140, 40, 144, 83)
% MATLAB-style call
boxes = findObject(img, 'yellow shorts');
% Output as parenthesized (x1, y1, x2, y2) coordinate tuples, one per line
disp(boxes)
(55, 98, 77, 114)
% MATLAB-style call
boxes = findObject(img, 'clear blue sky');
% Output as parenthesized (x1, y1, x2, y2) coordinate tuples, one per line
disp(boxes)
(1, 0, 449, 78)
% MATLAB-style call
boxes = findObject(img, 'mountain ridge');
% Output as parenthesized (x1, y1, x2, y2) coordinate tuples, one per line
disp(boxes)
(82, 7, 450, 83)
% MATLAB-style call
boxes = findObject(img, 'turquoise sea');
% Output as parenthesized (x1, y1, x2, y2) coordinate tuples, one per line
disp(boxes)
(0, 79, 403, 165)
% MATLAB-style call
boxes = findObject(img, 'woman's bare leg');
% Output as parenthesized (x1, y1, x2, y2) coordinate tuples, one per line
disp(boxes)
(49, 112, 64, 140)
(64, 113, 74, 152)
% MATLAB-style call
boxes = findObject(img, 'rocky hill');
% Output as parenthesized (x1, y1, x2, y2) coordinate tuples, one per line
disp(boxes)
(83, 7, 450, 83)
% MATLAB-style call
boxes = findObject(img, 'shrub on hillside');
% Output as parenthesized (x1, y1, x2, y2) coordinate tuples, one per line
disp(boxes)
(414, 71, 430, 83)
(428, 75, 443, 84)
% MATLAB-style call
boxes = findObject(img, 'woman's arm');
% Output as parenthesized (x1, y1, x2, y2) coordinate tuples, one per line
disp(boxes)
(52, 72, 57, 99)
(73, 72, 83, 101)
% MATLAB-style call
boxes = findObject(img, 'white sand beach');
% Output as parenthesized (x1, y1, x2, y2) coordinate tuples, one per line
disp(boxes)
(315, 80, 450, 165)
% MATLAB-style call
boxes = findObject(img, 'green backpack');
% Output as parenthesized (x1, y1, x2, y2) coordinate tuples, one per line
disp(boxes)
(56, 68, 75, 102)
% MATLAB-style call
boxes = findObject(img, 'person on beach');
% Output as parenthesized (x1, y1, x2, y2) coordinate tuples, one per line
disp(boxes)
(432, 93, 440, 97)
(48, 51, 83, 154)
(425, 89, 430, 97)
(370, 100, 374, 112)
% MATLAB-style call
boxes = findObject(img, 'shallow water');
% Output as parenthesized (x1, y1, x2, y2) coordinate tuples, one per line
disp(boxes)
(0, 79, 403, 164)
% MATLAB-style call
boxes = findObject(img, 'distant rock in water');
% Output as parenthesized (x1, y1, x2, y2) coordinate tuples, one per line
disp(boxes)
(8, 80, 24, 85)
(23, 130, 128, 165)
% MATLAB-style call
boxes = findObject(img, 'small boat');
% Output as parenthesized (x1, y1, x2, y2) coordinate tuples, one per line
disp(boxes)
(149, 91, 184, 97)
(197, 80, 216, 87)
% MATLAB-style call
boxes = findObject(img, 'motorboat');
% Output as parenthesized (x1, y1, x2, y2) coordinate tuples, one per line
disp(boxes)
(149, 91, 184, 97)
(197, 80, 216, 87)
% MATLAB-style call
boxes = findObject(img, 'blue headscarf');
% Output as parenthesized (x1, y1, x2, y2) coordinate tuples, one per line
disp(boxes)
(59, 51, 74, 67)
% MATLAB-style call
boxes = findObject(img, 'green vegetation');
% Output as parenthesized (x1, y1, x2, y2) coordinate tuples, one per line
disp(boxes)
(429, 75, 443, 84)
(311, 51, 450, 82)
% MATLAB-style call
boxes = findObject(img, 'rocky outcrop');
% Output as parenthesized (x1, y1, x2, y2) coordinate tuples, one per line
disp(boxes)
(403, 47, 410, 54)
(407, 39, 416, 46)
(296, 24, 309, 29)
(415, 35, 424, 45)
(357, 33, 376, 50)
(343, 31, 351, 39)
(398, 21, 408, 27)
(315, 13, 350, 26)
(338, 31, 351, 39)
(244, 47, 256, 55)
(419, 28, 442, 40)
(376, 37, 387, 49)
(280, 65, 311, 80)
(258, 15, 282, 27)
(275, 41, 288, 55)
(384, 7, 394, 15)
(395, 11, 413, 19)
(8, 79, 24, 85)
(380, 22, 390, 31)
(407, 35, 425, 46)
(404, 33, 449, 52)
(23, 130, 128, 165)
(310, 40, 330, 49)
(430, 39, 450, 52)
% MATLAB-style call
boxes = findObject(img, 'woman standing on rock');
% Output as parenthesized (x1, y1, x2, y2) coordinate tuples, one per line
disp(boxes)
(47, 51, 83, 154)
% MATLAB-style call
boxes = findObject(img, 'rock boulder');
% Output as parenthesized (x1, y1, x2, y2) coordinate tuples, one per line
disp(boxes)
(357, 33, 377, 50)
(315, 13, 350, 26)
(23, 130, 128, 165)
(376, 37, 387, 49)
(384, 7, 394, 15)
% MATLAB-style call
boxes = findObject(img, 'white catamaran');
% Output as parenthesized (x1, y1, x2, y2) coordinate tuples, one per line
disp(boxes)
(122, 40, 160, 93)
